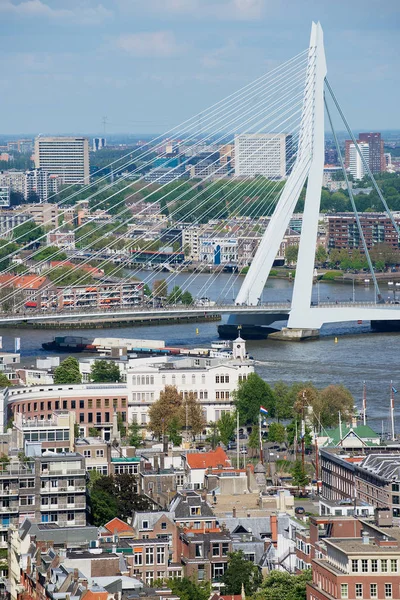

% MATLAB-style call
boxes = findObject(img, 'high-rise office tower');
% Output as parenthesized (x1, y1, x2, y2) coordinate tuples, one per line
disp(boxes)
(358, 132, 385, 174)
(234, 133, 293, 179)
(34, 137, 90, 185)
(349, 142, 369, 180)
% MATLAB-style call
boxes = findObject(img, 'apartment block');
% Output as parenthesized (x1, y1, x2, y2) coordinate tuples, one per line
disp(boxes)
(327, 213, 400, 252)
(34, 137, 90, 185)
(234, 133, 293, 179)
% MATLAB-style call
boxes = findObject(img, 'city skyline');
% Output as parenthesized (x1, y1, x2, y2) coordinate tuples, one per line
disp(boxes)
(0, 0, 399, 134)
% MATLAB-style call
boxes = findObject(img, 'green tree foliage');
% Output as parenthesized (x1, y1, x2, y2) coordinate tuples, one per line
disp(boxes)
(45, 265, 95, 286)
(166, 416, 182, 446)
(89, 427, 100, 437)
(285, 244, 299, 265)
(268, 422, 286, 443)
(253, 569, 312, 600)
(53, 356, 82, 384)
(0, 240, 18, 271)
(126, 420, 143, 447)
(143, 283, 152, 297)
(168, 285, 182, 304)
(179, 392, 206, 438)
(181, 290, 193, 305)
(233, 373, 276, 425)
(32, 246, 67, 262)
(90, 360, 121, 383)
(89, 473, 152, 526)
(217, 412, 236, 446)
(0, 373, 11, 387)
(222, 550, 263, 595)
(167, 577, 211, 600)
(313, 384, 354, 428)
(315, 245, 327, 264)
(291, 459, 309, 489)
(13, 221, 44, 245)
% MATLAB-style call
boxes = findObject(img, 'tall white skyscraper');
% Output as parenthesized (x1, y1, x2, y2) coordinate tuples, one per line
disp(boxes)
(349, 142, 369, 180)
(34, 137, 90, 185)
(93, 137, 106, 151)
(234, 133, 293, 179)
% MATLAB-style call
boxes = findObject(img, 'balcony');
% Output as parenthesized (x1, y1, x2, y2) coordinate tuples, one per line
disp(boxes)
(0, 504, 19, 513)
(41, 503, 86, 511)
(40, 484, 85, 494)
(40, 469, 85, 476)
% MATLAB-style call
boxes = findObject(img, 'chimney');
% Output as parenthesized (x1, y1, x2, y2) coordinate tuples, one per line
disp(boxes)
(73, 568, 79, 581)
(362, 531, 370, 545)
(201, 489, 207, 502)
(232, 507, 236, 518)
(247, 512, 251, 518)
(270, 513, 278, 547)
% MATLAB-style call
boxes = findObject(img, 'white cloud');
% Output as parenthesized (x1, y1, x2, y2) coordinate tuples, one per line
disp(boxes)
(231, 0, 265, 19)
(119, 0, 266, 21)
(116, 31, 182, 58)
(0, 0, 112, 23)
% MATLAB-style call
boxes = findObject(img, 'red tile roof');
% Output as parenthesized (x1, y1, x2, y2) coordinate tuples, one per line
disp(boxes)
(0, 274, 47, 290)
(103, 517, 134, 535)
(186, 447, 230, 470)
(82, 591, 109, 600)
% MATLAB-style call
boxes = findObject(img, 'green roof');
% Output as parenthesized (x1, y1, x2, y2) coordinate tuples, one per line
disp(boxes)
(323, 424, 380, 447)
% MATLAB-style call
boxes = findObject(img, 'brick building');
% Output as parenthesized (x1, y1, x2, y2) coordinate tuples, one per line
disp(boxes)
(327, 213, 400, 252)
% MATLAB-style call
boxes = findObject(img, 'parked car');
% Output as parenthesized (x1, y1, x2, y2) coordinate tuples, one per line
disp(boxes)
(295, 506, 305, 515)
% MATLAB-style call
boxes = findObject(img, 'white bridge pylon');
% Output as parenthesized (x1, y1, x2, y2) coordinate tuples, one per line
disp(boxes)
(236, 22, 400, 331)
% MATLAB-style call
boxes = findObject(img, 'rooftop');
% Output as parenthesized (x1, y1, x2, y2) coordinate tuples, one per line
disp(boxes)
(186, 447, 230, 470)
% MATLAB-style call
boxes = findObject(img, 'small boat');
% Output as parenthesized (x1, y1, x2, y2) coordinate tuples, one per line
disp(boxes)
(42, 336, 96, 353)
(211, 340, 231, 350)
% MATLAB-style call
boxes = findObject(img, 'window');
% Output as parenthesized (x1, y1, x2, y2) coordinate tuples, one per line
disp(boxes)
(142, 520, 149, 529)
(97, 399, 102, 408)
(88, 412, 93, 423)
(51, 479, 57, 488)
(385, 583, 392, 599)
(221, 542, 229, 556)
(79, 413, 84, 423)
(393, 495, 399, 505)
(156, 546, 165, 564)
(47, 401, 52, 410)
(215, 375, 220, 383)
(355, 584, 363, 598)
(212, 544, 220, 557)
(161, 522, 167, 530)
(145, 572, 154, 585)
(71, 401, 76, 409)
(96, 412, 101, 424)
(381, 559, 388, 572)
(371, 559, 378, 572)
(340, 584, 348, 599)
(370, 584, 377, 598)
(67, 496, 74, 505)
(83, 450, 91, 458)
(96, 450, 104, 458)
(392, 483, 399, 492)
(190, 506, 200, 516)
(361, 559, 368, 572)
(104, 399, 110, 407)
(79, 400, 84, 409)
(195, 544, 203, 558)
(391, 559, 397, 572)
(67, 512, 74, 522)
(225, 375, 230, 383)
(352, 559, 359, 573)
(134, 552, 142, 565)
(212, 563, 225, 579)
(63, 401, 67, 409)
(145, 547, 154, 565)
(88, 399, 93, 408)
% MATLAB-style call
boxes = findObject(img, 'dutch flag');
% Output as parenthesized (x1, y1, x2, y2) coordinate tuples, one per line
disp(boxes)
(260, 406, 268, 416)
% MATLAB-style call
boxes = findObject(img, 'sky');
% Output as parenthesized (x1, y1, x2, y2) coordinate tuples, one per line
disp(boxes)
(0, 0, 399, 136)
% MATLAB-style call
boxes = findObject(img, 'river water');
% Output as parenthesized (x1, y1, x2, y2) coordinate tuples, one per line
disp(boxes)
(1, 272, 399, 434)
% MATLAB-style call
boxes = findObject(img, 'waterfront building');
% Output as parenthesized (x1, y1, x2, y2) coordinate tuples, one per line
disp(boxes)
(34, 136, 90, 185)
(56, 280, 144, 310)
(199, 236, 238, 265)
(327, 212, 400, 252)
(355, 454, 400, 519)
(234, 133, 293, 179)
(0, 274, 52, 309)
(348, 141, 369, 180)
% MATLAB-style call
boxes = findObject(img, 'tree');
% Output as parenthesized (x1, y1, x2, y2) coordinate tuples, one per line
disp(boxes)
(291, 459, 309, 490)
(222, 550, 263, 595)
(233, 373, 276, 425)
(74, 423, 80, 439)
(53, 356, 82, 384)
(90, 486, 119, 526)
(143, 283, 152, 297)
(0, 373, 11, 388)
(89, 427, 100, 437)
(32, 246, 67, 262)
(315, 245, 327, 264)
(114, 473, 152, 520)
(90, 360, 121, 383)
(285, 244, 299, 265)
(117, 412, 126, 438)
(127, 420, 143, 447)
(168, 577, 210, 600)
(315, 384, 354, 428)
(181, 290, 193, 305)
(268, 422, 286, 444)
(166, 415, 182, 446)
(217, 412, 236, 446)
(153, 279, 167, 298)
(13, 221, 44, 245)
(168, 285, 182, 304)
(206, 421, 220, 449)
(179, 392, 206, 438)
(253, 569, 312, 600)
(148, 386, 183, 438)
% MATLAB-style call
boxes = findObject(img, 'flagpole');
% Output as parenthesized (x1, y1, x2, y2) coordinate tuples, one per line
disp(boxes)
(259, 412, 263, 465)
(390, 382, 395, 442)
(362, 381, 367, 426)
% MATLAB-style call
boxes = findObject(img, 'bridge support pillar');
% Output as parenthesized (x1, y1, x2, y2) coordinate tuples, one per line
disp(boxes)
(268, 327, 320, 341)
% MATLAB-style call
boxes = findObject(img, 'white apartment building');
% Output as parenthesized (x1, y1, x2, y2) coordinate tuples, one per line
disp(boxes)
(349, 142, 369, 180)
(0, 169, 59, 202)
(182, 226, 201, 260)
(0, 170, 25, 197)
(0, 186, 10, 208)
(34, 136, 90, 185)
(199, 236, 238, 265)
(234, 133, 293, 179)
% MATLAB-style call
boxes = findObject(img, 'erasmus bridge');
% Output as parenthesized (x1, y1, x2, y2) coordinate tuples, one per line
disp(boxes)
(0, 23, 399, 340)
